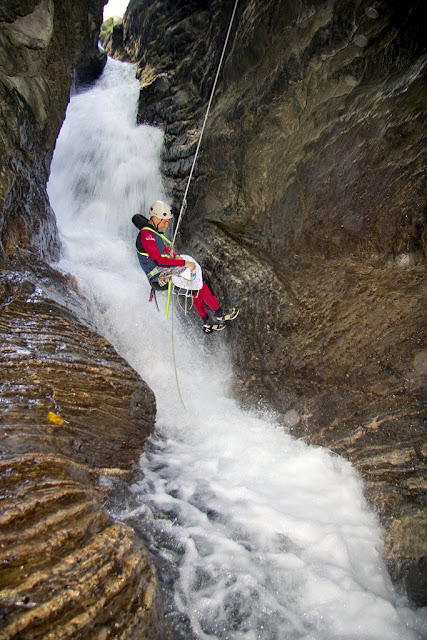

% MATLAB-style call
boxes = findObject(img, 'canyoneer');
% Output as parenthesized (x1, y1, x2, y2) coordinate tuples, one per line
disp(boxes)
(133, 200, 239, 333)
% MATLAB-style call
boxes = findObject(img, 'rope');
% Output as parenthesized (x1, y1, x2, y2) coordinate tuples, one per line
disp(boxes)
(171, 286, 187, 410)
(171, 0, 239, 251)
(169, 0, 239, 410)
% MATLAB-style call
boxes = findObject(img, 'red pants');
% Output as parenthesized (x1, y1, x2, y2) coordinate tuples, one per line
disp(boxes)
(193, 282, 220, 319)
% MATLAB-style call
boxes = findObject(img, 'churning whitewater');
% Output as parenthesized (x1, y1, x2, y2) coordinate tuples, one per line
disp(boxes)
(48, 59, 426, 640)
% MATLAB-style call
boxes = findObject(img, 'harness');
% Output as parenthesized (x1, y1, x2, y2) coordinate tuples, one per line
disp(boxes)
(136, 225, 174, 282)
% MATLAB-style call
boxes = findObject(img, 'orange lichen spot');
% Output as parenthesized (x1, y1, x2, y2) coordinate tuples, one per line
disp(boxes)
(48, 411, 65, 425)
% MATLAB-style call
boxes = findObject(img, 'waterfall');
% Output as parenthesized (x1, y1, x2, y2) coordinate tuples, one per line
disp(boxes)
(48, 58, 426, 640)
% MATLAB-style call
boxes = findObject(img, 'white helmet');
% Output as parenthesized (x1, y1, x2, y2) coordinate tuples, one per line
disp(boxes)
(149, 200, 173, 220)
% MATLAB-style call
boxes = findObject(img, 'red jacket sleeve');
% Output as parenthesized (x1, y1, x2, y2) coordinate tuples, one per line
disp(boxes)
(139, 229, 185, 267)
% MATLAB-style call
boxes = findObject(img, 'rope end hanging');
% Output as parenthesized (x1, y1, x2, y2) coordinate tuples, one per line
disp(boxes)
(170, 284, 187, 411)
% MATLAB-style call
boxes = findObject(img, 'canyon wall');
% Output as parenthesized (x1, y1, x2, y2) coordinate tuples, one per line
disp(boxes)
(108, 0, 426, 604)
(0, 0, 424, 628)
(0, 0, 106, 265)
(0, 2, 171, 637)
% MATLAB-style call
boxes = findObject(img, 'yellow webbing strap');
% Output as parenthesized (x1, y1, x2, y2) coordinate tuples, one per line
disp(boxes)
(165, 280, 172, 318)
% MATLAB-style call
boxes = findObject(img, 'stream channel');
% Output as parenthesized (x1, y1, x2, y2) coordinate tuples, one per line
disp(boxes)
(47, 58, 427, 640)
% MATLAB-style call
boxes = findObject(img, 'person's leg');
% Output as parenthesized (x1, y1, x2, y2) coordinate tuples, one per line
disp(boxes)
(192, 284, 227, 333)
(193, 291, 207, 319)
(199, 282, 220, 315)
(197, 281, 239, 322)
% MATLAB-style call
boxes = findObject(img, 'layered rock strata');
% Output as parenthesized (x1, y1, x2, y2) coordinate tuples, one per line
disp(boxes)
(0, 261, 171, 639)
(112, 0, 426, 604)
(0, 263, 155, 471)
(1, 2, 171, 636)
(0, 454, 169, 640)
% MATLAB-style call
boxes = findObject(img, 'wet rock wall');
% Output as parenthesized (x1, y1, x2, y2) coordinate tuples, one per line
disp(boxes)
(0, 455, 167, 640)
(0, 0, 107, 266)
(0, 259, 172, 639)
(110, 0, 426, 604)
(0, 2, 171, 637)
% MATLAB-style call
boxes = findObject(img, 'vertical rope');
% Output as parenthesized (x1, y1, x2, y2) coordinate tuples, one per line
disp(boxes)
(171, 0, 239, 251)
(171, 286, 187, 410)
(169, 0, 240, 410)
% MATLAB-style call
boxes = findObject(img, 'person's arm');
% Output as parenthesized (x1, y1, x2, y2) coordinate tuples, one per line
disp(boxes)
(140, 229, 185, 267)
(170, 251, 196, 271)
(140, 230, 196, 270)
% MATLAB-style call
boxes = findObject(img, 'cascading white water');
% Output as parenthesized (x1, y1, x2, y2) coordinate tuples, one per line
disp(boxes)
(48, 59, 426, 640)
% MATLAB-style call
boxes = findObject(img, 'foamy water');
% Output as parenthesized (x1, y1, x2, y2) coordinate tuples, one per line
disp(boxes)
(48, 58, 426, 640)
